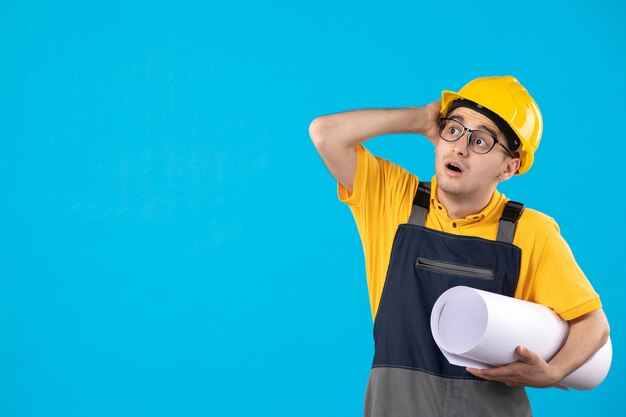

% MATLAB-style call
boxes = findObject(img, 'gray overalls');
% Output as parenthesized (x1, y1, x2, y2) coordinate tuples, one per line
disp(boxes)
(365, 182, 532, 417)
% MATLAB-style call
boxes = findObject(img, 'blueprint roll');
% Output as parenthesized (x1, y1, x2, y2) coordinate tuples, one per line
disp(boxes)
(430, 286, 612, 390)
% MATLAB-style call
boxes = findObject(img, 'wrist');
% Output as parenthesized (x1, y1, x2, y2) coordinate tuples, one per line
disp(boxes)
(546, 362, 568, 386)
(406, 106, 432, 134)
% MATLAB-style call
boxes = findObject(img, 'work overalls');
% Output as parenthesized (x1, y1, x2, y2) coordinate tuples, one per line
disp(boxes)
(365, 182, 532, 417)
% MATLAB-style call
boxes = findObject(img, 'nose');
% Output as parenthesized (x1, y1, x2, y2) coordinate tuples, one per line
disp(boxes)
(451, 131, 470, 156)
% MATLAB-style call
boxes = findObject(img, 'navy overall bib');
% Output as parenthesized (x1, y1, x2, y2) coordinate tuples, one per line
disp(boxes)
(365, 182, 532, 417)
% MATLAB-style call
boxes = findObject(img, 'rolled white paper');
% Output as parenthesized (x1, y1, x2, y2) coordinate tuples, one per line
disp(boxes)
(430, 286, 611, 390)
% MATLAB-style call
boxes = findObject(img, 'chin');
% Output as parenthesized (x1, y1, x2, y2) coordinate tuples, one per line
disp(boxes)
(436, 177, 466, 196)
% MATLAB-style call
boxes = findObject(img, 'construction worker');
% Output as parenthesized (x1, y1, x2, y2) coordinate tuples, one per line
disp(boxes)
(309, 76, 610, 416)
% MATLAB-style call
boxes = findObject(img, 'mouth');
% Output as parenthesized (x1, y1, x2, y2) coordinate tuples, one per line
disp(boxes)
(446, 162, 463, 174)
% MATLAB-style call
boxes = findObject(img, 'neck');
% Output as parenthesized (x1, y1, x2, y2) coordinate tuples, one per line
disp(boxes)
(436, 186, 495, 220)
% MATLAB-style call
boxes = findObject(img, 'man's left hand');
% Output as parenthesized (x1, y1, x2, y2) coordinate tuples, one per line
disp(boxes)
(466, 346, 562, 388)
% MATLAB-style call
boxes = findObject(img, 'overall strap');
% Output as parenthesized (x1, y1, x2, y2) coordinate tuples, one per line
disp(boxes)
(496, 200, 524, 244)
(408, 182, 431, 226)
(410, 182, 524, 243)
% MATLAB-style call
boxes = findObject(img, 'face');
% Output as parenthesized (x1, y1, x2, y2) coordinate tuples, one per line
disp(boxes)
(435, 107, 520, 202)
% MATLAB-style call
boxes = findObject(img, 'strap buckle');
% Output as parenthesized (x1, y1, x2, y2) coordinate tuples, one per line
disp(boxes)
(500, 200, 524, 223)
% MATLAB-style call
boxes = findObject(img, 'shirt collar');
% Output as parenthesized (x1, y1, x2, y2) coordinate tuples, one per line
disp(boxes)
(429, 175, 505, 224)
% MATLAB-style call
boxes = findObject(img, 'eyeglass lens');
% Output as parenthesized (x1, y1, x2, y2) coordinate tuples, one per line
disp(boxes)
(439, 119, 496, 154)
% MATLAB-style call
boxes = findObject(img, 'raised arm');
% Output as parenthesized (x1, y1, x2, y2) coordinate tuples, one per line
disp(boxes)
(308, 100, 441, 192)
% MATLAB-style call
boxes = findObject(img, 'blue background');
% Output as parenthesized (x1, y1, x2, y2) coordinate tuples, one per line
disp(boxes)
(1, 0, 624, 416)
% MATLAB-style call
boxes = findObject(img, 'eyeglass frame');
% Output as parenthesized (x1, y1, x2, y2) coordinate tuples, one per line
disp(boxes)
(438, 117, 516, 158)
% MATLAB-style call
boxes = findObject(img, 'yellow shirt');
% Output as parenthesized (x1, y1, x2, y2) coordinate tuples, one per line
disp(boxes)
(339, 145, 601, 321)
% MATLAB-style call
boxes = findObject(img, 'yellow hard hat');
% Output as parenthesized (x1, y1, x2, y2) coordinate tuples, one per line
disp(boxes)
(441, 76, 543, 174)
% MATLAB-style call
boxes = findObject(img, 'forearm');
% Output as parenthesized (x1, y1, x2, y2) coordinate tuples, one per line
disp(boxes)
(309, 101, 441, 191)
(548, 308, 610, 381)
(467, 308, 610, 388)
(309, 107, 432, 150)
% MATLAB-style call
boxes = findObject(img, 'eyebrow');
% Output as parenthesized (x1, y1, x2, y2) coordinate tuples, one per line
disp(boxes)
(448, 114, 500, 139)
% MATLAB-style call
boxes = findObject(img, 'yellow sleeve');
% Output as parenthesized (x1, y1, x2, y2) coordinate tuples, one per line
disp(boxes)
(338, 145, 418, 318)
(522, 217, 601, 321)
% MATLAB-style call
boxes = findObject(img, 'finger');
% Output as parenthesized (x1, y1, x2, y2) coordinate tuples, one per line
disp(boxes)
(515, 346, 541, 365)
(467, 367, 496, 381)
(467, 365, 515, 380)
(470, 370, 509, 383)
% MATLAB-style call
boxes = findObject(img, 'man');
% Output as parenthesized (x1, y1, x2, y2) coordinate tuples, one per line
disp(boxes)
(309, 76, 610, 416)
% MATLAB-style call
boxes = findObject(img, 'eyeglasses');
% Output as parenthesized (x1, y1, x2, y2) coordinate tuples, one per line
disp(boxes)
(438, 117, 515, 157)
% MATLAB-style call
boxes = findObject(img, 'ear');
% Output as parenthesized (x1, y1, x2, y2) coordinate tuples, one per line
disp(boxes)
(498, 158, 521, 181)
